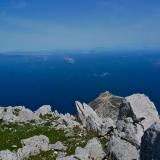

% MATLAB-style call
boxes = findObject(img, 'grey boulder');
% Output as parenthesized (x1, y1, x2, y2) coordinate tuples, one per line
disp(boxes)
(17, 135, 49, 159)
(0, 150, 18, 160)
(107, 134, 139, 160)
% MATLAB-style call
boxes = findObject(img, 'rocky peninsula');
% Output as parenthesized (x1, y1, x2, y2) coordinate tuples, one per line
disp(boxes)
(0, 91, 159, 160)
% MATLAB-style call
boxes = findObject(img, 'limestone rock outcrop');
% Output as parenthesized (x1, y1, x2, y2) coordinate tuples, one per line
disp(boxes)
(75, 101, 115, 136)
(0, 106, 39, 124)
(108, 134, 139, 160)
(35, 105, 52, 116)
(107, 93, 160, 160)
(16, 108, 40, 123)
(115, 94, 160, 146)
(126, 94, 159, 131)
(0, 91, 159, 160)
(89, 91, 124, 123)
(17, 135, 49, 159)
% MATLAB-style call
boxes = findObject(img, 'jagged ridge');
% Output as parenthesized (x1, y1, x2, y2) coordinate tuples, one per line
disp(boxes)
(0, 91, 159, 160)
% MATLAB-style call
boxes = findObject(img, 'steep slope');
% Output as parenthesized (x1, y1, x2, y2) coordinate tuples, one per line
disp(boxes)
(89, 91, 124, 122)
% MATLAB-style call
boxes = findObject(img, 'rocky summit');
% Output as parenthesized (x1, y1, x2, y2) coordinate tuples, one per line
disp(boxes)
(0, 91, 159, 160)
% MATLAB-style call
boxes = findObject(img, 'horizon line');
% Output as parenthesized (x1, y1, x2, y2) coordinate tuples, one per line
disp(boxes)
(1, 47, 160, 55)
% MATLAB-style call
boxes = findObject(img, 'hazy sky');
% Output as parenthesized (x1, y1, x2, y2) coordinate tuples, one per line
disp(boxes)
(0, 0, 160, 52)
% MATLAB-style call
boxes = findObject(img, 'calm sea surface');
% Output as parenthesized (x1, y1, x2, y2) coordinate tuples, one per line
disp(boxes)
(0, 51, 160, 114)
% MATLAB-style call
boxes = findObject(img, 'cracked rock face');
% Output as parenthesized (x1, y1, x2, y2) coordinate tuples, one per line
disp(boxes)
(117, 94, 160, 145)
(126, 94, 160, 131)
(75, 101, 115, 136)
(118, 94, 160, 145)
(140, 122, 160, 160)
(107, 135, 139, 160)
(116, 118, 144, 147)
(76, 101, 103, 132)
(107, 93, 160, 160)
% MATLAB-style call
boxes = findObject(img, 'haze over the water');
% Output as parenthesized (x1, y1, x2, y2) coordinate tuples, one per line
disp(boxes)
(0, 0, 160, 52)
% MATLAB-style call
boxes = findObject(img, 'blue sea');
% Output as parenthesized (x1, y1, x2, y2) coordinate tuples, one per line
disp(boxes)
(0, 51, 160, 114)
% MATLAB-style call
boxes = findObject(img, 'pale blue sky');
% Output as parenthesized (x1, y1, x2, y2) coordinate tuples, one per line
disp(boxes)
(0, 0, 160, 52)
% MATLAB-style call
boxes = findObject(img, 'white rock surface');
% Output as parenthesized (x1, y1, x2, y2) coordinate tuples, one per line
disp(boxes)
(57, 156, 76, 160)
(17, 108, 40, 123)
(74, 147, 90, 160)
(35, 105, 52, 116)
(108, 135, 139, 160)
(0, 106, 40, 124)
(76, 101, 102, 130)
(0, 150, 18, 160)
(2, 112, 17, 124)
(116, 118, 144, 147)
(17, 135, 49, 159)
(0, 106, 22, 123)
(21, 135, 49, 150)
(85, 138, 106, 159)
(117, 94, 159, 145)
(126, 94, 159, 130)
(107, 93, 160, 160)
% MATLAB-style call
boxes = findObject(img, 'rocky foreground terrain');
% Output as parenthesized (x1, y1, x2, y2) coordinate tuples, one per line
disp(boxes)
(0, 91, 160, 160)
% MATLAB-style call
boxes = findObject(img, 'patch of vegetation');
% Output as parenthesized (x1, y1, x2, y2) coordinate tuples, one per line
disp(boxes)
(64, 126, 98, 155)
(27, 150, 57, 160)
(40, 114, 59, 121)
(0, 123, 66, 151)
(0, 123, 98, 156)
(0, 123, 97, 160)
(110, 97, 123, 107)
(0, 119, 3, 124)
(3, 108, 7, 112)
(13, 108, 21, 116)
(100, 136, 109, 149)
